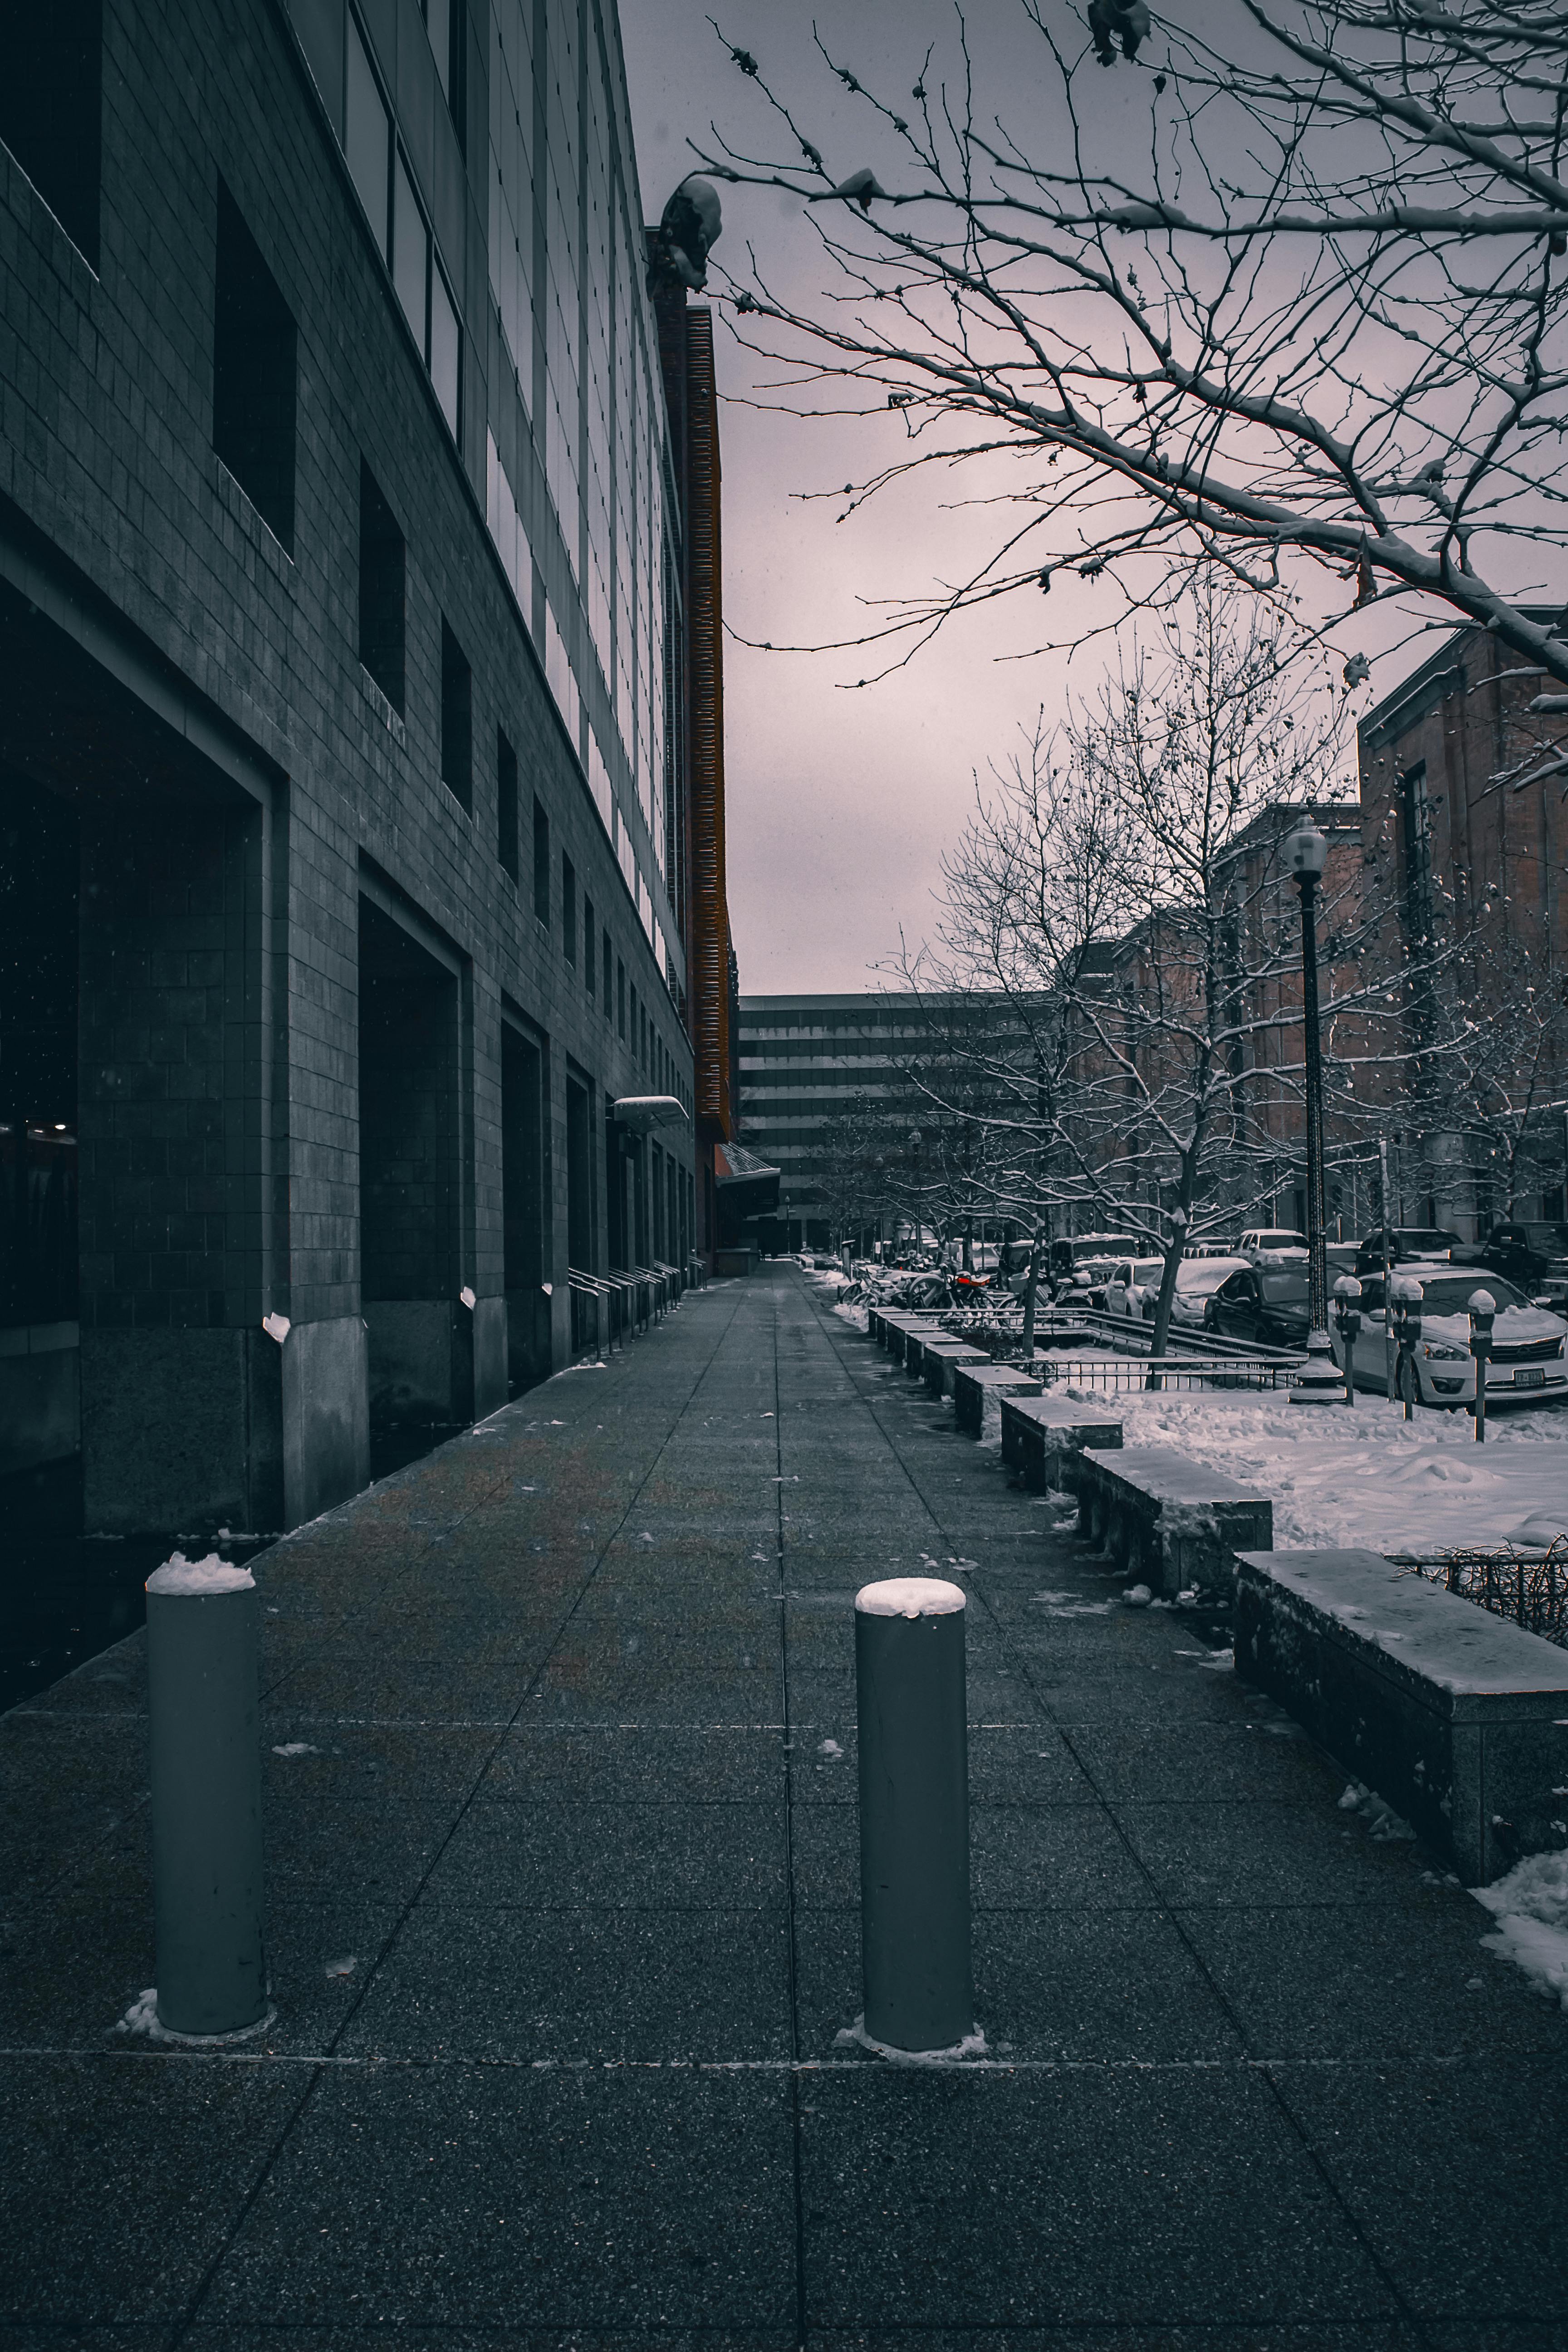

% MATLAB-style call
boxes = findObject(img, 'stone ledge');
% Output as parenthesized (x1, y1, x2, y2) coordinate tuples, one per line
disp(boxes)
(1235, 1545, 1568, 1884)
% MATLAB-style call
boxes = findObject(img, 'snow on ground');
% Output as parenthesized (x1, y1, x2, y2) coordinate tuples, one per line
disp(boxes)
(1059, 1382, 1568, 1557)
(1473, 1852, 1568, 2009)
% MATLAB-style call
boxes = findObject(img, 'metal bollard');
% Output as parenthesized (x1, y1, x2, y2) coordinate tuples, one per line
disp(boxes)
(145, 1555, 267, 2038)
(855, 1577, 973, 2052)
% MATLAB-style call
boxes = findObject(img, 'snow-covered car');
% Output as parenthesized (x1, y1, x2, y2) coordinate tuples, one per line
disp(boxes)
(1146, 1253, 1252, 1327)
(1104, 1257, 1165, 1318)
(1337, 1265, 1568, 1408)
(1238, 1227, 1309, 1267)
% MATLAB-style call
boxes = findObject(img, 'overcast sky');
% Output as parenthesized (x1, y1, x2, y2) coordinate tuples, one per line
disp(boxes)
(615, 0, 1509, 998)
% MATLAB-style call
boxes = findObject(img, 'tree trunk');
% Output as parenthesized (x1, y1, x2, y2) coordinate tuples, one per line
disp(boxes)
(1021, 1225, 1047, 1357)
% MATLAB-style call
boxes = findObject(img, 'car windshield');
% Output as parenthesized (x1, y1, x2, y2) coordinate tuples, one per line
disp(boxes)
(1253, 1232, 1303, 1248)
(1259, 1274, 1309, 1303)
(1396, 1230, 1456, 1252)
(1419, 1274, 1529, 1314)
(1524, 1226, 1568, 1252)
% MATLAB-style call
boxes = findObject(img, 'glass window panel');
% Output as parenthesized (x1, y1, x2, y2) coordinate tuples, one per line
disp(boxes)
(431, 258, 461, 438)
(393, 151, 428, 353)
(426, 0, 451, 101)
(345, 15, 389, 256)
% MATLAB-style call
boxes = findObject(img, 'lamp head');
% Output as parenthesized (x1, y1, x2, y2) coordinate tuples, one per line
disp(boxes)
(1286, 821, 1329, 882)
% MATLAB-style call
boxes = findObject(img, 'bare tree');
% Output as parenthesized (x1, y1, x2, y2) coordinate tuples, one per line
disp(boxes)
(894, 580, 1463, 1361)
(697, 0, 1568, 762)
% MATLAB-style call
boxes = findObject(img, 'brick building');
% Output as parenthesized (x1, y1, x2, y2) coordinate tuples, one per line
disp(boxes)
(1356, 617, 1568, 1230)
(0, 0, 722, 1535)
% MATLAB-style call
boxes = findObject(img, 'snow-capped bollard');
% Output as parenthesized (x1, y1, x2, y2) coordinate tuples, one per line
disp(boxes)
(145, 1554, 267, 2038)
(855, 1577, 973, 2053)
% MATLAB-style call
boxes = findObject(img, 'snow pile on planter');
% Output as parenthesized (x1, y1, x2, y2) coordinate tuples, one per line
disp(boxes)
(1065, 1386, 1568, 1559)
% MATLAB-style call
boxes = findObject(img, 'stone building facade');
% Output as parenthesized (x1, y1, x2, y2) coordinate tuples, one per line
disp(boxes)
(0, 0, 705, 1534)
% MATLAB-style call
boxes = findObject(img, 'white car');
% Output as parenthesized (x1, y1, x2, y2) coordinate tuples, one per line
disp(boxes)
(1151, 1254, 1253, 1327)
(1338, 1264, 1568, 1408)
(1239, 1227, 1310, 1267)
(1104, 1258, 1166, 1318)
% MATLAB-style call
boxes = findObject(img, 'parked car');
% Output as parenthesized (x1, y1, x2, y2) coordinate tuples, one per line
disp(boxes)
(1150, 1253, 1252, 1327)
(1464, 1220, 1568, 1306)
(1352, 1225, 1461, 1276)
(1046, 1233, 1143, 1288)
(1238, 1227, 1309, 1266)
(1104, 1257, 1166, 1318)
(1203, 1266, 1312, 1349)
(1337, 1264, 1568, 1408)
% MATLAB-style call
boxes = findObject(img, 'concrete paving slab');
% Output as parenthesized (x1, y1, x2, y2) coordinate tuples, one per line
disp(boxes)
(199, 2068, 797, 2333)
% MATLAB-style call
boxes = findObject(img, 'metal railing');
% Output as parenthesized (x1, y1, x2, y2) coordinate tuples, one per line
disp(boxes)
(1391, 1539, 1568, 1648)
(1034, 1352, 1303, 1394)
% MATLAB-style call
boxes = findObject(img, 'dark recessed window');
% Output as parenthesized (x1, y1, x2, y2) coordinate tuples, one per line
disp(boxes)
(583, 896, 595, 995)
(441, 619, 471, 812)
(603, 931, 612, 1020)
(562, 856, 577, 966)
(358, 461, 405, 712)
(213, 184, 297, 552)
(617, 958, 626, 1039)
(497, 727, 518, 881)
(0, 0, 102, 266)
(533, 797, 551, 927)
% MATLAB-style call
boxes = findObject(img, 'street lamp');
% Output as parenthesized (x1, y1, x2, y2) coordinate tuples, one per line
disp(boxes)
(1285, 818, 1341, 1403)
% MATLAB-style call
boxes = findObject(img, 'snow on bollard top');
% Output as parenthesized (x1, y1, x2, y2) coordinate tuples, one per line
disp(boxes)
(855, 1576, 966, 1619)
(146, 1552, 256, 1597)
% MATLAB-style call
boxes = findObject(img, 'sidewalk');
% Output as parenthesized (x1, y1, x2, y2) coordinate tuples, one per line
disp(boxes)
(4, 1263, 1567, 2347)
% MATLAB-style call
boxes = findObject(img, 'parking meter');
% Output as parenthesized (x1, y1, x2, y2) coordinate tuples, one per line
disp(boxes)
(1468, 1288, 1496, 1445)
(1390, 1274, 1423, 1420)
(1332, 1274, 1362, 1407)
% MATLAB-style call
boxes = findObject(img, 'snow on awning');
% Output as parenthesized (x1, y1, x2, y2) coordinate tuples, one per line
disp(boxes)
(715, 1140, 779, 1186)
(612, 1095, 690, 1134)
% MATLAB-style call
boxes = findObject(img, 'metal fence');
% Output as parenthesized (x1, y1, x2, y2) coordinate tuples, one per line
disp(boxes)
(1033, 1354, 1302, 1394)
(1391, 1539, 1568, 1647)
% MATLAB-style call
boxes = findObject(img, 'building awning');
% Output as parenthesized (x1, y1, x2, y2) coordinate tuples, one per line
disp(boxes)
(715, 1140, 781, 1218)
(611, 1095, 690, 1134)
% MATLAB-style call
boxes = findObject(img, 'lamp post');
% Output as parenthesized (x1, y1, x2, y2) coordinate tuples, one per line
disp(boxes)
(1285, 819, 1341, 1402)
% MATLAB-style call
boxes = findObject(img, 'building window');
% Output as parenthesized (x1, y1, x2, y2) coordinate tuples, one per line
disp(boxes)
(562, 855, 578, 966)
(424, 0, 466, 152)
(343, 12, 461, 445)
(497, 728, 518, 881)
(212, 184, 296, 552)
(1401, 760, 1434, 946)
(0, 0, 101, 266)
(358, 461, 405, 711)
(441, 620, 471, 811)
(617, 958, 626, 1040)
(603, 931, 613, 1020)
(533, 798, 550, 926)
(583, 897, 595, 995)
(345, 10, 389, 257)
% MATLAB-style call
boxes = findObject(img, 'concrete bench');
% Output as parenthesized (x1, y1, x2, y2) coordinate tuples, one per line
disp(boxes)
(953, 1361, 1044, 1437)
(1001, 1394, 1123, 1492)
(1235, 1547, 1568, 1885)
(918, 1337, 990, 1397)
(1077, 1445, 1271, 1596)
(886, 1318, 942, 1367)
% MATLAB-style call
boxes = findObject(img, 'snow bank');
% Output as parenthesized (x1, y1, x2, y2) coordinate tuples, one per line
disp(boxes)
(146, 1553, 255, 1597)
(1062, 1387, 1568, 1558)
(1473, 1851, 1568, 2009)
